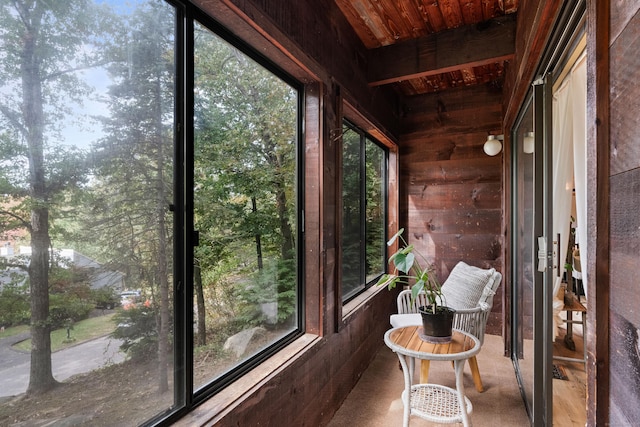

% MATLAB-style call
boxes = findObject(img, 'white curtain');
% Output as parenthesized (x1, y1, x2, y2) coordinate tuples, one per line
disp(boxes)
(571, 57, 587, 296)
(552, 75, 575, 288)
(551, 54, 587, 339)
(552, 54, 587, 291)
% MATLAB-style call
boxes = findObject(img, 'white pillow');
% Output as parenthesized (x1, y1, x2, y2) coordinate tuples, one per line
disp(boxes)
(441, 261, 495, 309)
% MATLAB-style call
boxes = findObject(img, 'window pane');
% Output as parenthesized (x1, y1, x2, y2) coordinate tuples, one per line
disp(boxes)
(0, 1, 176, 425)
(192, 21, 299, 391)
(341, 124, 387, 303)
(365, 139, 385, 283)
(341, 125, 363, 300)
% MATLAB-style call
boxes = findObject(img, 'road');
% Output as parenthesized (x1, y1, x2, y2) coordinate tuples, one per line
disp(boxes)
(0, 332, 124, 397)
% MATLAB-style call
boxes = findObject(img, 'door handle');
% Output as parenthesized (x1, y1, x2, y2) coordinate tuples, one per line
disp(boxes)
(537, 236, 547, 272)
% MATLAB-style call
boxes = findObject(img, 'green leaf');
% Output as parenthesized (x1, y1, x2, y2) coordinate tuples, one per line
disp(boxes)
(375, 274, 402, 290)
(374, 273, 393, 287)
(386, 227, 404, 246)
(411, 279, 424, 302)
(393, 252, 414, 274)
(400, 244, 414, 255)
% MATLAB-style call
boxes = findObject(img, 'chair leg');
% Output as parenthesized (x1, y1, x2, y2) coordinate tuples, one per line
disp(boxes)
(468, 355, 484, 393)
(419, 360, 430, 383)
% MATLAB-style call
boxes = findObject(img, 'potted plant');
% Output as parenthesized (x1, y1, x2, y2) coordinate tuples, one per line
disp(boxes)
(376, 228, 455, 343)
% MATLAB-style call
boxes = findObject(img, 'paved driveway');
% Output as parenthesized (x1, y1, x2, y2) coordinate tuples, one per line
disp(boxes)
(0, 332, 124, 397)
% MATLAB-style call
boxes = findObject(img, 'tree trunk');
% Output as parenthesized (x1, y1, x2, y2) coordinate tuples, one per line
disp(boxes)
(156, 192, 170, 394)
(252, 196, 263, 270)
(21, 5, 58, 394)
(194, 258, 206, 346)
(275, 177, 294, 261)
(265, 140, 294, 262)
(28, 207, 57, 394)
(151, 34, 170, 392)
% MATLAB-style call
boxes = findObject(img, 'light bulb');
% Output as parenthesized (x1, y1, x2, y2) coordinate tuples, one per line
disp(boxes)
(483, 135, 502, 156)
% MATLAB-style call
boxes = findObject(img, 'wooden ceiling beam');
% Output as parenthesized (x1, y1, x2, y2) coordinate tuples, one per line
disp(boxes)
(367, 14, 516, 86)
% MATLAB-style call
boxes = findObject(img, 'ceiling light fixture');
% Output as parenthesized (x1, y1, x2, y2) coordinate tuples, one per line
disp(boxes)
(483, 134, 504, 156)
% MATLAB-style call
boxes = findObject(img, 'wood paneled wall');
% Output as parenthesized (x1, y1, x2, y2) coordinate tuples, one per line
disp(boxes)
(186, 294, 395, 426)
(502, 0, 562, 128)
(605, 2, 640, 425)
(399, 83, 504, 333)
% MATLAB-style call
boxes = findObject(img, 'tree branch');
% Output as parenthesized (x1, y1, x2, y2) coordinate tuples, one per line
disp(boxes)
(0, 259, 29, 271)
(42, 60, 113, 82)
(0, 209, 32, 231)
(0, 105, 28, 138)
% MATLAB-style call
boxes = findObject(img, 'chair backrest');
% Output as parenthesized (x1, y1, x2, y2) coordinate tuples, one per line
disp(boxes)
(393, 263, 501, 344)
(441, 262, 502, 344)
(396, 289, 428, 314)
(440, 261, 501, 310)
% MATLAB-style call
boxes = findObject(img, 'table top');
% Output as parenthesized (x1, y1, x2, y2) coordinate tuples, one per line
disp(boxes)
(384, 326, 480, 361)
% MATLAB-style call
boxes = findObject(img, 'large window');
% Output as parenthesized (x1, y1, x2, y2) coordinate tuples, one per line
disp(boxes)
(341, 121, 387, 302)
(0, 1, 301, 425)
(192, 17, 301, 392)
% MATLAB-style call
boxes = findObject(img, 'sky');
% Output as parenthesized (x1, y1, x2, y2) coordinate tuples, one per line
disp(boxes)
(61, 0, 157, 149)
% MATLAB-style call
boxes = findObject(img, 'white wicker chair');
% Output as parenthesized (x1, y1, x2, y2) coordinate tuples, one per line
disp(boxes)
(390, 261, 502, 392)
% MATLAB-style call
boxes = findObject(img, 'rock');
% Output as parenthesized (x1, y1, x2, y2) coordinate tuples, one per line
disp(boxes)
(223, 327, 266, 358)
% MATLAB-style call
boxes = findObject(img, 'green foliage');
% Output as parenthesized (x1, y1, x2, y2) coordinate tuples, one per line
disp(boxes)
(85, 0, 175, 305)
(47, 265, 94, 328)
(0, 267, 93, 329)
(275, 256, 297, 323)
(191, 26, 299, 337)
(111, 304, 158, 360)
(92, 287, 121, 309)
(364, 140, 386, 277)
(0, 283, 30, 327)
(341, 125, 387, 296)
(235, 256, 296, 326)
(375, 228, 443, 313)
(48, 265, 92, 297)
(48, 293, 93, 329)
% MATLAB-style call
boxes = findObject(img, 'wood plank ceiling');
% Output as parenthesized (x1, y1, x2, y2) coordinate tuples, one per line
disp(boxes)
(335, 0, 519, 96)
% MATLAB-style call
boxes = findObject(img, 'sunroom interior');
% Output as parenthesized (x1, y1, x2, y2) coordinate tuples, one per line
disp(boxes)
(1, 0, 638, 426)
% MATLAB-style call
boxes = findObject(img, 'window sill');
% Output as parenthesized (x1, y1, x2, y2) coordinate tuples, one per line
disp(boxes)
(174, 333, 321, 426)
(342, 284, 388, 320)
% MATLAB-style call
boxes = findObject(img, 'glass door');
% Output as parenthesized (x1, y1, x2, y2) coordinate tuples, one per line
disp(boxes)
(511, 79, 554, 426)
(512, 94, 535, 419)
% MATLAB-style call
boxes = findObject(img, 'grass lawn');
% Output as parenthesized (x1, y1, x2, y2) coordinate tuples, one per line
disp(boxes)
(0, 324, 30, 339)
(12, 313, 117, 352)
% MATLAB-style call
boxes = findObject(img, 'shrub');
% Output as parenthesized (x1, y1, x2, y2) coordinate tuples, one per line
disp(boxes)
(0, 283, 30, 327)
(49, 293, 94, 329)
(92, 287, 120, 309)
(236, 256, 296, 326)
(111, 303, 158, 360)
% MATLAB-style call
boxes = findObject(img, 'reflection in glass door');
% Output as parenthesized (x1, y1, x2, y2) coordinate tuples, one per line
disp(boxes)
(512, 94, 535, 419)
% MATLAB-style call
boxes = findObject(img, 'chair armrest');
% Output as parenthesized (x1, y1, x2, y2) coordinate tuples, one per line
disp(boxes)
(390, 313, 422, 328)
